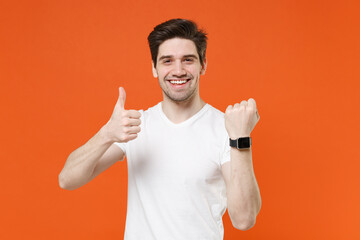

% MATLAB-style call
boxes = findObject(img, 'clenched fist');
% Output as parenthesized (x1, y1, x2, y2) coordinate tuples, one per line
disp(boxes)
(105, 87, 142, 143)
(225, 98, 260, 139)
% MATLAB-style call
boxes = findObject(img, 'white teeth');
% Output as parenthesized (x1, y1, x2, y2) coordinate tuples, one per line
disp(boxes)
(169, 80, 187, 85)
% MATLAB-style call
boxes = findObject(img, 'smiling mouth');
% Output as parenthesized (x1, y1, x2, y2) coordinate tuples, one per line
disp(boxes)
(167, 78, 191, 85)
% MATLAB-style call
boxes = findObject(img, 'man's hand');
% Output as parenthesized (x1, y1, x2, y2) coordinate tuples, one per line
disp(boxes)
(105, 87, 142, 143)
(225, 98, 260, 139)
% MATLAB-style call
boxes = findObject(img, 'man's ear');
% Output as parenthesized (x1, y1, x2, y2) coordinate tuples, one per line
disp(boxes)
(152, 61, 158, 78)
(200, 58, 207, 75)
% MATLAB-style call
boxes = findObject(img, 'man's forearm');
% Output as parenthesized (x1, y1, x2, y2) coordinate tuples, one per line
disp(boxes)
(59, 125, 114, 190)
(59, 88, 142, 190)
(227, 148, 261, 230)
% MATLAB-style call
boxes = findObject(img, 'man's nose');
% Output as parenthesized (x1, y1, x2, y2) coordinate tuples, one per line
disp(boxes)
(172, 61, 186, 77)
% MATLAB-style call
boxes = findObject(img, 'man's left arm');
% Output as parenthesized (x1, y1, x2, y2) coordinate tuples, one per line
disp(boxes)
(222, 98, 261, 231)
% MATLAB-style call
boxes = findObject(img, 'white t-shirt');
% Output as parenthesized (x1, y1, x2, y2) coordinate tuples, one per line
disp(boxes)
(114, 102, 231, 240)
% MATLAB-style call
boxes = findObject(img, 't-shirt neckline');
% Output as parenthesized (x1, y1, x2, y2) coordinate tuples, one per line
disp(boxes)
(157, 102, 210, 127)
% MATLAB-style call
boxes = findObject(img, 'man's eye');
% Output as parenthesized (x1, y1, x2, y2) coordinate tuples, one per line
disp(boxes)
(184, 58, 193, 62)
(163, 59, 171, 63)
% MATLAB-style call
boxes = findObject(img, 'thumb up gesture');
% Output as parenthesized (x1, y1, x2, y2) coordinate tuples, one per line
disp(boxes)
(106, 87, 142, 143)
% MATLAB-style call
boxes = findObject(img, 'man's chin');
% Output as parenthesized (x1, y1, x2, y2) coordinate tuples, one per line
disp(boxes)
(163, 90, 195, 103)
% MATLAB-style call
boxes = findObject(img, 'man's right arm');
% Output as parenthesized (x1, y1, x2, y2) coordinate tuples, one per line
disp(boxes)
(58, 87, 141, 190)
(58, 124, 123, 190)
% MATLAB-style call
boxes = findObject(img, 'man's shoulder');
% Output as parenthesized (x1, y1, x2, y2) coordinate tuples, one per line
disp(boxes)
(205, 104, 225, 119)
(137, 102, 160, 115)
(201, 104, 227, 132)
(136, 103, 162, 123)
(200, 104, 229, 142)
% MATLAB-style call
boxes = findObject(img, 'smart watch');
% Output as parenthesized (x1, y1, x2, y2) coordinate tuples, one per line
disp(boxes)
(229, 137, 252, 149)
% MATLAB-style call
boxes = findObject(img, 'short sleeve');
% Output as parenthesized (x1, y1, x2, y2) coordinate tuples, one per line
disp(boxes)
(114, 142, 127, 156)
(220, 136, 231, 165)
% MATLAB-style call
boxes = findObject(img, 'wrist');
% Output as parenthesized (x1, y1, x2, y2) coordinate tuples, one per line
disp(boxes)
(99, 123, 116, 144)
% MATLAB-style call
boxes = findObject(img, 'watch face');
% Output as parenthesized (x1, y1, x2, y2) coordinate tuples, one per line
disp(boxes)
(237, 137, 251, 148)
(230, 137, 251, 149)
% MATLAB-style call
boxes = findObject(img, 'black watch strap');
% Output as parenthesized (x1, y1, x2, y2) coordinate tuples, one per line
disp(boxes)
(229, 137, 252, 149)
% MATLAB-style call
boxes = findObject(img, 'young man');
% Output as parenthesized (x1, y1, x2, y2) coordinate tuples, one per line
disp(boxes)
(59, 19, 261, 239)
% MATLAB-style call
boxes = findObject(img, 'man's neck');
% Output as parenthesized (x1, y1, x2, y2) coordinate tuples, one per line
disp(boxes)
(161, 94, 206, 124)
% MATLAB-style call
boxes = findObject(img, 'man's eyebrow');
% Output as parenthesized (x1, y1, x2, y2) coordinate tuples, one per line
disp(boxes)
(158, 54, 199, 61)
(183, 54, 198, 59)
(158, 55, 173, 61)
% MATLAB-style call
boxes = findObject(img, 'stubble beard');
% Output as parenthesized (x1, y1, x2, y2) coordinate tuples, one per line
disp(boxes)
(159, 76, 198, 102)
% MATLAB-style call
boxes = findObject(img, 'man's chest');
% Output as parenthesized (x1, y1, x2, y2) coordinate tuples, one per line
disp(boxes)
(127, 122, 225, 187)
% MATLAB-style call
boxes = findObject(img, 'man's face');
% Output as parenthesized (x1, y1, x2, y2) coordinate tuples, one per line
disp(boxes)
(152, 38, 206, 102)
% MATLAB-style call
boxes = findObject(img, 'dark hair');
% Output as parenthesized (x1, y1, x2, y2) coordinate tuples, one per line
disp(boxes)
(147, 18, 208, 68)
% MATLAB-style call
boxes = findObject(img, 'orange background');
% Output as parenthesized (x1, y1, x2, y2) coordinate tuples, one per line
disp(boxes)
(1, 0, 359, 239)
